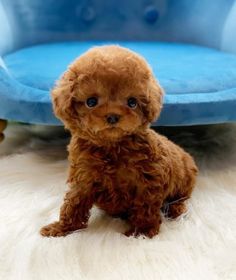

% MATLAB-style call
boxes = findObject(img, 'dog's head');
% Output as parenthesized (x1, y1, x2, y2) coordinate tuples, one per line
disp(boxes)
(52, 45, 164, 143)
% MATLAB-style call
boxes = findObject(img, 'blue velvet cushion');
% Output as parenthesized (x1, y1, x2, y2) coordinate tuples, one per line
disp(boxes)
(3, 41, 236, 125)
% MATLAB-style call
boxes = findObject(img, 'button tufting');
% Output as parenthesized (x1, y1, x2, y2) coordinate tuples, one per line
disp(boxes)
(144, 5, 159, 24)
(81, 6, 96, 22)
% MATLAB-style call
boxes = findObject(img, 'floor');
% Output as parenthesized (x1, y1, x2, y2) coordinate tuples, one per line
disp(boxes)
(0, 123, 235, 280)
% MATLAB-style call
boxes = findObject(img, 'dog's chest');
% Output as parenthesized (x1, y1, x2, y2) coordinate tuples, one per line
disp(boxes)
(91, 147, 151, 213)
(94, 146, 152, 189)
(84, 139, 162, 215)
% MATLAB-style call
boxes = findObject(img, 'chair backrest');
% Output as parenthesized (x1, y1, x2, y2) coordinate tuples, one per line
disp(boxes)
(1, 0, 235, 54)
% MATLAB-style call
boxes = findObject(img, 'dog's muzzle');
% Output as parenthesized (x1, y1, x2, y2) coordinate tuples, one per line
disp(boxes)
(106, 114, 120, 125)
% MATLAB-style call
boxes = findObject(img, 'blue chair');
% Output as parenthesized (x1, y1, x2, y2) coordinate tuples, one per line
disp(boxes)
(0, 0, 236, 127)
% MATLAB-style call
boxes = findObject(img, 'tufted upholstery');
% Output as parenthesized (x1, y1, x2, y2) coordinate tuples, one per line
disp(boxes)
(0, 0, 236, 125)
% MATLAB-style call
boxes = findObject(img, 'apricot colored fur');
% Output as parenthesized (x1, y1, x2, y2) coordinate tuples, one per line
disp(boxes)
(40, 46, 198, 238)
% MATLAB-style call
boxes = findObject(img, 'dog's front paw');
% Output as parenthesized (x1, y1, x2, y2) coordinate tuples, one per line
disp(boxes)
(125, 219, 161, 238)
(124, 223, 161, 238)
(40, 222, 70, 237)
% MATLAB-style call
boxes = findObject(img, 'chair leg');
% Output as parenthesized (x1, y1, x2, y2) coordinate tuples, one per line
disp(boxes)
(0, 119, 7, 143)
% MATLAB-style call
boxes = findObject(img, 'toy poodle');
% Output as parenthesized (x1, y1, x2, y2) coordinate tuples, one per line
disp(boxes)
(40, 45, 198, 238)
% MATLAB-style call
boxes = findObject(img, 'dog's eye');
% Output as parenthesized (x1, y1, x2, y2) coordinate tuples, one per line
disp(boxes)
(86, 97, 98, 108)
(127, 97, 137, 108)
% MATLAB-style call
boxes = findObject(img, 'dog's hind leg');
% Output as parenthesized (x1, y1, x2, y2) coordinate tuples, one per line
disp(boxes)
(162, 172, 196, 219)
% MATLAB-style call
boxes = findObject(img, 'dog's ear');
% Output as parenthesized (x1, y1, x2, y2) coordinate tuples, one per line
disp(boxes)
(52, 68, 79, 128)
(142, 77, 164, 123)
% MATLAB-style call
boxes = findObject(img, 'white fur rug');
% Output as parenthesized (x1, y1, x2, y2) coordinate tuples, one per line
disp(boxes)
(0, 124, 236, 280)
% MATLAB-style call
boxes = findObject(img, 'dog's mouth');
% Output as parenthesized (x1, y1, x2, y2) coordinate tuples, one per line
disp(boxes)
(102, 126, 124, 133)
(95, 126, 131, 140)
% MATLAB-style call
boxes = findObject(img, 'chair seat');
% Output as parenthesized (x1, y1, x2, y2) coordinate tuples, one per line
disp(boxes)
(2, 41, 236, 125)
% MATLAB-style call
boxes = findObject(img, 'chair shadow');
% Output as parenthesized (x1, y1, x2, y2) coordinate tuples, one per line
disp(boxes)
(0, 123, 69, 161)
(1, 122, 236, 171)
(155, 123, 236, 171)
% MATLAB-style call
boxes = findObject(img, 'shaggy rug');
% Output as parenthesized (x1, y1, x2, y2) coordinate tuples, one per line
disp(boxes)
(0, 123, 235, 280)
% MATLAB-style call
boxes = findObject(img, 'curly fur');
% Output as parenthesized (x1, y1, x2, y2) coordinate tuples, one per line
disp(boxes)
(40, 45, 198, 238)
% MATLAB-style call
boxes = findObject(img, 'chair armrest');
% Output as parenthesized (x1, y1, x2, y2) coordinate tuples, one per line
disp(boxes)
(0, 64, 57, 124)
(0, 2, 13, 56)
(0, 57, 7, 71)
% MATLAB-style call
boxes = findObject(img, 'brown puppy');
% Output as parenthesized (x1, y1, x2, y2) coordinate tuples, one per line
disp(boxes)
(40, 46, 198, 238)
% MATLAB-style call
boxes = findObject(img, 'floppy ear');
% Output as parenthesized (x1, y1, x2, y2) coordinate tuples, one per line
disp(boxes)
(144, 77, 164, 123)
(52, 68, 79, 128)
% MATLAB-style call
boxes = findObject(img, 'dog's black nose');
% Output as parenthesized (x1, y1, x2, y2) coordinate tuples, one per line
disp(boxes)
(106, 114, 120, 125)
